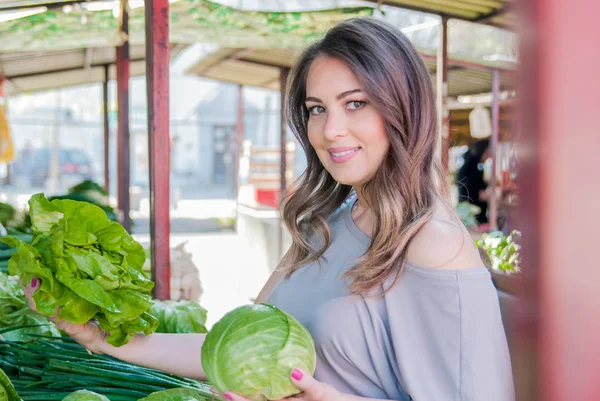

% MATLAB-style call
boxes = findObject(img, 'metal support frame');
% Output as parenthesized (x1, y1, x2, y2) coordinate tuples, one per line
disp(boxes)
(436, 16, 449, 171)
(103, 65, 110, 193)
(488, 70, 500, 231)
(278, 67, 290, 260)
(145, 0, 171, 301)
(116, 6, 131, 232)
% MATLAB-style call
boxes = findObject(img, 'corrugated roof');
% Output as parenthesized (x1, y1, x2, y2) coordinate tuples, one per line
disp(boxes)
(362, 0, 515, 29)
(187, 47, 515, 98)
(1, 44, 187, 94)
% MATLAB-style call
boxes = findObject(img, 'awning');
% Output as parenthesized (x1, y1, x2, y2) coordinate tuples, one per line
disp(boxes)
(186, 47, 515, 98)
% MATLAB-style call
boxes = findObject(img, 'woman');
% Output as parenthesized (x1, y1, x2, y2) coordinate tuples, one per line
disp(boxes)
(25, 18, 514, 401)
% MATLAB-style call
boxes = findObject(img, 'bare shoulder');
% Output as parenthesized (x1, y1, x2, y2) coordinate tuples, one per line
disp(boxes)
(406, 217, 485, 271)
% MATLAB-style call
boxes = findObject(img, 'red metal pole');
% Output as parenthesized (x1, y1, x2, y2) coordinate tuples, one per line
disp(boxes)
(145, 0, 170, 301)
(116, 6, 131, 232)
(436, 16, 449, 171)
(103, 65, 110, 193)
(515, 0, 600, 400)
(489, 70, 500, 231)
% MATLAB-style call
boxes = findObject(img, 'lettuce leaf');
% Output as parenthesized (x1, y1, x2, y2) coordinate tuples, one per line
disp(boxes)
(150, 300, 208, 334)
(138, 387, 211, 401)
(1, 194, 156, 346)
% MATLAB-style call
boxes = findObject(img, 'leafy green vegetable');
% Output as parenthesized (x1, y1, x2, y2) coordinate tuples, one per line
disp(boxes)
(456, 201, 481, 228)
(62, 390, 110, 401)
(0, 203, 31, 234)
(476, 230, 521, 274)
(68, 180, 108, 196)
(0, 335, 213, 401)
(1, 194, 157, 347)
(138, 388, 211, 401)
(0, 272, 62, 341)
(0, 367, 20, 401)
(149, 300, 208, 334)
(48, 179, 116, 222)
(0, 203, 16, 226)
(202, 304, 316, 401)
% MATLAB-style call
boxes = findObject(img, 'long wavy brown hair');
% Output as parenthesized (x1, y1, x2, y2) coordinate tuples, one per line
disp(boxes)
(279, 17, 449, 294)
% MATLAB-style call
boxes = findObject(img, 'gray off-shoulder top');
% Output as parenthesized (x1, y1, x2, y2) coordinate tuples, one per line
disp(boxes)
(268, 201, 515, 401)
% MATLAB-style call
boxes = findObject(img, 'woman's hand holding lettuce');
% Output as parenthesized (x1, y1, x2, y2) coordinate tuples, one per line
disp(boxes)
(2, 194, 157, 347)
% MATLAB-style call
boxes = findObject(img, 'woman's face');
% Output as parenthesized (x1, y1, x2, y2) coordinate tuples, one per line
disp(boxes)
(305, 56, 390, 188)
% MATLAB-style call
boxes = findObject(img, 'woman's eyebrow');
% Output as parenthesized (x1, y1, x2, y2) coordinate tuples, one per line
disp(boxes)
(336, 89, 362, 100)
(305, 89, 363, 103)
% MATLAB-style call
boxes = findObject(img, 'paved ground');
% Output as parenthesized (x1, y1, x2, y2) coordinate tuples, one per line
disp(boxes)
(133, 232, 271, 329)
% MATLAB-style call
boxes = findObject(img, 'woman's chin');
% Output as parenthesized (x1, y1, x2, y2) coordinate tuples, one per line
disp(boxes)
(331, 173, 368, 188)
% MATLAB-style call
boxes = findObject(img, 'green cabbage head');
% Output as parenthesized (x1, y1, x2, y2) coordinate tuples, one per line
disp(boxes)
(201, 304, 316, 401)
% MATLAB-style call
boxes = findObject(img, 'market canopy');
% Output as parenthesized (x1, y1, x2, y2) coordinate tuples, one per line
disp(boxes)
(0, 0, 374, 53)
(186, 47, 515, 98)
(362, 0, 515, 29)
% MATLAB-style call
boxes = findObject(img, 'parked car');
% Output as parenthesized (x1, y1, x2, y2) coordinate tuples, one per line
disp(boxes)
(30, 148, 95, 188)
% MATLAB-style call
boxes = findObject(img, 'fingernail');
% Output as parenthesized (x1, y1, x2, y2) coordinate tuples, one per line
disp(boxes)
(291, 368, 303, 381)
(223, 393, 233, 401)
(31, 278, 39, 288)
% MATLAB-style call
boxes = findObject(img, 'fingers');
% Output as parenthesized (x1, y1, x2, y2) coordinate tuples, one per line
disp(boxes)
(21, 277, 60, 322)
(289, 368, 331, 401)
(22, 277, 40, 312)
(210, 388, 235, 401)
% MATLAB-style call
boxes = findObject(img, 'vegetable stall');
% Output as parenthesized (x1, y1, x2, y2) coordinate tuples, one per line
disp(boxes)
(0, 0, 527, 399)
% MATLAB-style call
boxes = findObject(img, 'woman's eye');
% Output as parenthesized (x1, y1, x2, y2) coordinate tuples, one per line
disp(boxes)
(308, 105, 325, 115)
(347, 101, 366, 110)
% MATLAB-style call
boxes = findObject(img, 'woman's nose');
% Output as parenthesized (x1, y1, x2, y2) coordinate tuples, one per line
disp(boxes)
(323, 111, 348, 140)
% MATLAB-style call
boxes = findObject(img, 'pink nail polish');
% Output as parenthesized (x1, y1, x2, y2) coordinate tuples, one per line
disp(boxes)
(223, 393, 233, 400)
(31, 278, 38, 288)
(291, 368, 303, 381)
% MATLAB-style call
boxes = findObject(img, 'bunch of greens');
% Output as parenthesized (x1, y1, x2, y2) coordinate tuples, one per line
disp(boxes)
(1, 194, 157, 347)
(0, 272, 62, 341)
(0, 203, 32, 234)
(455, 201, 481, 229)
(149, 300, 208, 334)
(202, 304, 316, 401)
(49, 180, 117, 222)
(0, 228, 32, 274)
(0, 335, 213, 401)
(0, 367, 20, 401)
(476, 230, 522, 274)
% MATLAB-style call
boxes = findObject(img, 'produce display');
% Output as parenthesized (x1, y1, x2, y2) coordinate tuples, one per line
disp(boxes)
(0, 229, 32, 275)
(202, 304, 316, 401)
(149, 300, 207, 334)
(49, 180, 117, 222)
(455, 201, 480, 229)
(0, 333, 213, 401)
(476, 230, 521, 274)
(0, 203, 31, 234)
(1, 194, 156, 347)
(0, 192, 317, 401)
